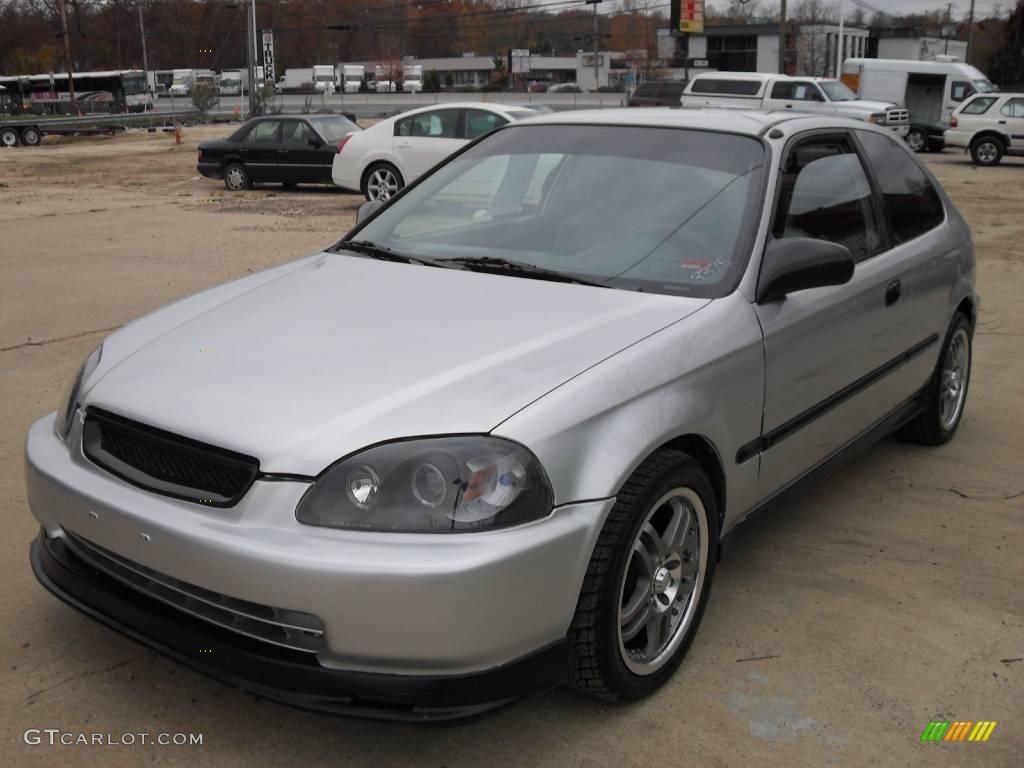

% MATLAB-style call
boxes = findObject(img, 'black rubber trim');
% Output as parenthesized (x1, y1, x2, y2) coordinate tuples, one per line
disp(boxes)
(723, 389, 925, 548)
(736, 334, 939, 464)
(30, 532, 567, 723)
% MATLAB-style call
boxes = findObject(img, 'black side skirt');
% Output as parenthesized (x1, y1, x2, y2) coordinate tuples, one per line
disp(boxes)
(30, 534, 568, 723)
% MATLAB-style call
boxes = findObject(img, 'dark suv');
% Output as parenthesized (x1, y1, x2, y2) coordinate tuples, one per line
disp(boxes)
(628, 80, 687, 107)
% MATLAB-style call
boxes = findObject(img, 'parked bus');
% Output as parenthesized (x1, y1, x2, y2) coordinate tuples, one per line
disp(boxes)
(0, 70, 152, 114)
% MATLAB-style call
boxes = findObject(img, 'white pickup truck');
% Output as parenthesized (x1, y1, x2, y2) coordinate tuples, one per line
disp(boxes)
(680, 72, 909, 138)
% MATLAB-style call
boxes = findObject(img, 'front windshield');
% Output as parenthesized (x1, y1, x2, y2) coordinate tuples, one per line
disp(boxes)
(351, 125, 766, 298)
(308, 115, 359, 141)
(819, 80, 857, 101)
(974, 79, 996, 93)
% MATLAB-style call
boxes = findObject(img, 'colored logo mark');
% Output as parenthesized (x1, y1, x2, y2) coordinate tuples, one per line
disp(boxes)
(921, 721, 997, 742)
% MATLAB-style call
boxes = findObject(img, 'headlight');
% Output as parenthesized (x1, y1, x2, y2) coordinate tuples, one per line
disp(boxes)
(869, 113, 887, 124)
(55, 345, 102, 440)
(296, 437, 553, 533)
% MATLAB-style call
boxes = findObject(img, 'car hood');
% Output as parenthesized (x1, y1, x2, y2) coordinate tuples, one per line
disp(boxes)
(84, 254, 708, 475)
(842, 99, 899, 112)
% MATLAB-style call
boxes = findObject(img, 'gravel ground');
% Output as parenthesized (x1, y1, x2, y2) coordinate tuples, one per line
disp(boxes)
(1, 128, 1021, 767)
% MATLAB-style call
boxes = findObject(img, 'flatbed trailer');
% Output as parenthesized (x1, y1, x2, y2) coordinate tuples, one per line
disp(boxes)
(0, 109, 198, 148)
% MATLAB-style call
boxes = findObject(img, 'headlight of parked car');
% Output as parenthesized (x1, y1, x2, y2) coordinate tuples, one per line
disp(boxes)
(296, 437, 553, 533)
(869, 113, 887, 124)
(55, 345, 102, 440)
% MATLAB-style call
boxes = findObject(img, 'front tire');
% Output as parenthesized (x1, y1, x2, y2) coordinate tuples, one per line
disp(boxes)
(362, 162, 403, 202)
(906, 128, 927, 153)
(223, 162, 250, 191)
(970, 137, 1004, 166)
(902, 313, 972, 445)
(568, 449, 718, 702)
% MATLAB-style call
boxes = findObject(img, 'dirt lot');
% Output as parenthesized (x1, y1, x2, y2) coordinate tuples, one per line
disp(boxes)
(1, 127, 1021, 767)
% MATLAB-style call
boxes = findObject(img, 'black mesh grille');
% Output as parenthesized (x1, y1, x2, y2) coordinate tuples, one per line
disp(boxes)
(82, 408, 259, 506)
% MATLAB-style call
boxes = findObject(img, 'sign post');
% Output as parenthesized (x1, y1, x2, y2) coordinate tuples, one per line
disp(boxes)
(670, 0, 705, 81)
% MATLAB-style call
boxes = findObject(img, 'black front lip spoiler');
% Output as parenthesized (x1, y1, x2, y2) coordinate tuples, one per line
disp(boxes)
(30, 532, 568, 723)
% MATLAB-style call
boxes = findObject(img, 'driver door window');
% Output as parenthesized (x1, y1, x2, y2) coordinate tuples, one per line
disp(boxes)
(773, 136, 881, 262)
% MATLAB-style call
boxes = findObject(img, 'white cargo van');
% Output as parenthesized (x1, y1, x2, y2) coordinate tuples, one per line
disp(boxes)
(841, 58, 996, 127)
(680, 72, 910, 137)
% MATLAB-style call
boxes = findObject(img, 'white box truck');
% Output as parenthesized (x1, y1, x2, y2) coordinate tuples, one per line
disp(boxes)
(841, 57, 996, 126)
(341, 64, 364, 94)
(279, 68, 314, 93)
(313, 64, 335, 95)
(218, 69, 247, 96)
(402, 64, 424, 94)
(168, 69, 194, 97)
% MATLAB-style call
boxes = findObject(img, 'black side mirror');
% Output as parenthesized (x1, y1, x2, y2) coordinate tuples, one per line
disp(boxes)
(756, 237, 854, 304)
(308, 136, 324, 148)
(356, 200, 384, 225)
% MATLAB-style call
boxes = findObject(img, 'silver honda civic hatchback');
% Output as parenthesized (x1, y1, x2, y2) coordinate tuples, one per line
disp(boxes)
(26, 109, 975, 721)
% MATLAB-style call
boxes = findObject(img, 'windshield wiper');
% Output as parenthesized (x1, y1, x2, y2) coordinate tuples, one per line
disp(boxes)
(332, 240, 447, 269)
(440, 256, 609, 288)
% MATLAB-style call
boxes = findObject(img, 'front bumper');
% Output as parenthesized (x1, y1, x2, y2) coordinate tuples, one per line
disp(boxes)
(888, 123, 910, 138)
(25, 413, 612, 711)
(31, 531, 568, 721)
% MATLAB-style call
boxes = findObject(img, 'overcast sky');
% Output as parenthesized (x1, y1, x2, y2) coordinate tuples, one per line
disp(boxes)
(879, 0, 1006, 16)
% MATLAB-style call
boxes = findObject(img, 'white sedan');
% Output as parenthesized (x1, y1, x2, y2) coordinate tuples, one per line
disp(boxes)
(332, 102, 542, 201)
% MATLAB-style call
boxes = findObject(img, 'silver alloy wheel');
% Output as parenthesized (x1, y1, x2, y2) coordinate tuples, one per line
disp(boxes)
(907, 130, 925, 152)
(975, 141, 999, 164)
(225, 165, 247, 191)
(617, 487, 709, 676)
(366, 167, 399, 201)
(939, 327, 970, 431)
(1, 129, 17, 147)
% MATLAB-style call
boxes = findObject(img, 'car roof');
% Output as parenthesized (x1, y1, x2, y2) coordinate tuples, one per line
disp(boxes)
(510, 107, 825, 136)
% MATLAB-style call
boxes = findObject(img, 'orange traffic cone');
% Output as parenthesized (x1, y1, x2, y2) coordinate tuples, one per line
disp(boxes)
(174, 121, 182, 145)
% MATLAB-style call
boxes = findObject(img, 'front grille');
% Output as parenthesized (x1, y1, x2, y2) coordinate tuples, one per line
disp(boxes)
(886, 108, 909, 125)
(82, 408, 259, 507)
(64, 531, 326, 653)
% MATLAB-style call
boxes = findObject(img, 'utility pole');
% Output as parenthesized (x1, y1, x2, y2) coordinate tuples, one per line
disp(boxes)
(778, 0, 787, 75)
(138, 4, 149, 85)
(586, 0, 603, 90)
(966, 0, 977, 64)
(56, 0, 76, 104)
(246, 0, 256, 115)
(836, 0, 844, 78)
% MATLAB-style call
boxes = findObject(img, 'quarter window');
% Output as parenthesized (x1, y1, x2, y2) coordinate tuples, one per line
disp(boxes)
(773, 136, 881, 262)
(857, 131, 944, 245)
(961, 96, 997, 115)
(1000, 98, 1024, 118)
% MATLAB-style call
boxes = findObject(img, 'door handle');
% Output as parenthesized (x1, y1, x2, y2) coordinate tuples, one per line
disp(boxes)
(785, 104, 793, 108)
(278, 148, 290, 154)
(998, 120, 1007, 124)
(885, 280, 901, 306)
(396, 141, 411, 148)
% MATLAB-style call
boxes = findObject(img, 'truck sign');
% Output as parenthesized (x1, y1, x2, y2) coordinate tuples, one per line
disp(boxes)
(262, 31, 276, 84)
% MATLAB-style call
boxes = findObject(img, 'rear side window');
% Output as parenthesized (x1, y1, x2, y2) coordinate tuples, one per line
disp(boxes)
(961, 96, 997, 115)
(1000, 98, 1024, 118)
(633, 83, 661, 98)
(244, 120, 280, 144)
(691, 78, 762, 96)
(465, 109, 507, 140)
(857, 131, 944, 245)
(773, 135, 881, 262)
(661, 82, 685, 99)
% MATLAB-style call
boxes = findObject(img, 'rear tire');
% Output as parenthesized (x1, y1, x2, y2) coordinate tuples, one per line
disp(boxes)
(568, 449, 718, 702)
(0, 127, 19, 148)
(902, 313, 972, 445)
(223, 162, 250, 191)
(906, 128, 927, 153)
(20, 126, 41, 146)
(361, 162, 403, 202)
(970, 136, 1004, 166)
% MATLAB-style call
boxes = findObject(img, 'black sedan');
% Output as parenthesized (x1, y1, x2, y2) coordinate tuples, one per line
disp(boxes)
(905, 120, 946, 153)
(198, 114, 360, 191)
